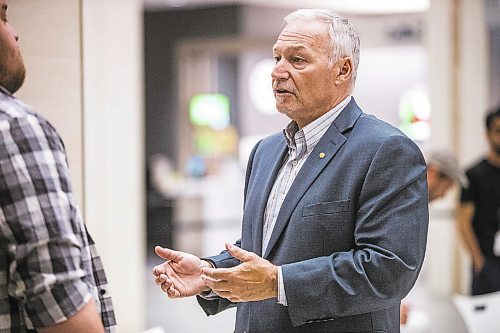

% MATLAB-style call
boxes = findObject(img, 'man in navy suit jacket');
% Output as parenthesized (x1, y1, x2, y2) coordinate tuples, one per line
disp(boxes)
(153, 8, 429, 333)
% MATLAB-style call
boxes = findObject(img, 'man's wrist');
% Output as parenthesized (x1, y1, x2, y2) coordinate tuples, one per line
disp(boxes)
(200, 259, 214, 268)
(199, 259, 213, 292)
(272, 265, 278, 297)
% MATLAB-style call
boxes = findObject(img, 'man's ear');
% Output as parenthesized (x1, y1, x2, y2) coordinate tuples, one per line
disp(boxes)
(335, 57, 353, 86)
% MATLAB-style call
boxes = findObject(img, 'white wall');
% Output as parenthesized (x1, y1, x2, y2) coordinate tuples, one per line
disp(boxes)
(82, 0, 145, 331)
(12, 0, 84, 207)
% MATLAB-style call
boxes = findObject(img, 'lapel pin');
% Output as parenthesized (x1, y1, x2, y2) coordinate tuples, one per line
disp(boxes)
(319, 152, 326, 159)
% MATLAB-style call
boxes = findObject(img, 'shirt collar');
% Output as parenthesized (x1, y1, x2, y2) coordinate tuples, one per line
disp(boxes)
(283, 95, 352, 153)
(0, 85, 12, 96)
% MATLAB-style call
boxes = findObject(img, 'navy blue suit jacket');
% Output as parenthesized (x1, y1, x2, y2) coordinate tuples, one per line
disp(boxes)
(198, 99, 429, 333)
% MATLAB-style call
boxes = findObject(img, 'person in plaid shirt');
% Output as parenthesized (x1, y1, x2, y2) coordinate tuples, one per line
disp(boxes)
(0, 1, 116, 331)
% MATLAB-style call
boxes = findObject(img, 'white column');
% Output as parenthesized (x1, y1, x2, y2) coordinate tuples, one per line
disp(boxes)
(82, 0, 145, 332)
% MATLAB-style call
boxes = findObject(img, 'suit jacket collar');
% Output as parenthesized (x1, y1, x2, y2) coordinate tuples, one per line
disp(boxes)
(331, 97, 362, 134)
(251, 135, 288, 257)
(261, 98, 363, 259)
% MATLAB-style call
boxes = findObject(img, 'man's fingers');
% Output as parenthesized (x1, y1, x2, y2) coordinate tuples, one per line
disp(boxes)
(160, 280, 173, 292)
(154, 246, 182, 261)
(152, 262, 167, 276)
(155, 274, 165, 285)
(225, 243, 255, 262)
(201, 266, 231, 280)
(167, 287, 179, 298)
(155, 273, 171, 285)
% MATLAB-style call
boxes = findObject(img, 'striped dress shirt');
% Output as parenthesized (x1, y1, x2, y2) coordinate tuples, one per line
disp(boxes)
(262, 96, 352, 305)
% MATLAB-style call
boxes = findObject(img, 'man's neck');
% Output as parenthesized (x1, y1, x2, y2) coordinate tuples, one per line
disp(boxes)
(487, 151, 500, 167)
(294, 93, 351, 129)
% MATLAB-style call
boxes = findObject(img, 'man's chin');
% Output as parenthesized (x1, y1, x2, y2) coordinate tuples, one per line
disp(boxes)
(1, 65, 26, 94)
(275, 103, 297, 115)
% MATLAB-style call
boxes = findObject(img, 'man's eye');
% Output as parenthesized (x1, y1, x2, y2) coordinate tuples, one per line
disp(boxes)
(273, 56, 281, 63)
(292, 57, 304, 63)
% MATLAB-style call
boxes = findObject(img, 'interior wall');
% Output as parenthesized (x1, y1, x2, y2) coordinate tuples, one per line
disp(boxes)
(82, 0, 145, 331)
(11, 0, 84, 208)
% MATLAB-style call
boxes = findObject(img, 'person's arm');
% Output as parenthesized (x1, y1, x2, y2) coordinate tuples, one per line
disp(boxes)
(0, 113, 107, 330)
(457, 202, 484, 272)
(38, 300, 104, 333)
(282, 134, 429, 326)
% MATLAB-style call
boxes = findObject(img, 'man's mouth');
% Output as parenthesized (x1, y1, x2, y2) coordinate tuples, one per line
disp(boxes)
(274, 88, 294, 95)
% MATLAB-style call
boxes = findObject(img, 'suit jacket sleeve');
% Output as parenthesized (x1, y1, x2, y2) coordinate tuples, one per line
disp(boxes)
(282, 134, 429, 327)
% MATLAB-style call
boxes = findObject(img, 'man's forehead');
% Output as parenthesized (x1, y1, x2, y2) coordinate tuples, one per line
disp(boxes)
(273, 20, 329, 49)
(272, 42, 309, 52)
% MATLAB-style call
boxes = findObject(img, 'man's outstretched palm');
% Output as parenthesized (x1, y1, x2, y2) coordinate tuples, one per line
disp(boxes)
(153, 246, 209, 298)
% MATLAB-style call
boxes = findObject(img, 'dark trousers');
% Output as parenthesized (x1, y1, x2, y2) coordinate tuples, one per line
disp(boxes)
(472, 257, 500, 295)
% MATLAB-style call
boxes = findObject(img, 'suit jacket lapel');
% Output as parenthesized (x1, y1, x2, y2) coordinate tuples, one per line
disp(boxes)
(262, 99, 363, 259)
(250, 136, 288, 257)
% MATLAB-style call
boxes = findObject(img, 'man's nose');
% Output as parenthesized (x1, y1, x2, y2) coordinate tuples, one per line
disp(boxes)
(271, 61, 289, 80)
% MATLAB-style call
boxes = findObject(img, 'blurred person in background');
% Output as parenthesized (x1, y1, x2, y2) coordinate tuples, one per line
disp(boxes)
(154, 8, 429, 333)
(0, 1, 115, 331)
(426, 150, 468, 202)
(400, 149, 467, 326)
(458, 107, 500, 295)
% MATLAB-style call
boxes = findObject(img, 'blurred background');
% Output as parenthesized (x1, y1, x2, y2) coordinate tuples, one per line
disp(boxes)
(9, 0, 500, 332)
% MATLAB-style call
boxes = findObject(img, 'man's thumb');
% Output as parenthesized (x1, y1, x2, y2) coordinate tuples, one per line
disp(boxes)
(155, 246, 177, 260)
(226, 243, 254, 262)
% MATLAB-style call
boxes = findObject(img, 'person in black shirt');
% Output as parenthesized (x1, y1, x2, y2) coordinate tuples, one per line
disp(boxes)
(459, 106, 500, 295)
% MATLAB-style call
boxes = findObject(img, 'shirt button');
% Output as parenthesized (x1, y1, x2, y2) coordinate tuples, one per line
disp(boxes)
(291, 160, 297, 166)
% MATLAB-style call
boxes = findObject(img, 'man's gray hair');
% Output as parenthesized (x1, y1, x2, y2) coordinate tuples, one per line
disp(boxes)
(284, 9, 360, 85)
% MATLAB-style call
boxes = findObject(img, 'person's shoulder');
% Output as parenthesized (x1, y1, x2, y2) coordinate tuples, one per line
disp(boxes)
(462, 159, 492, 186)
(466, 158, 488, 174)
(0, 90, 35, 119)
(354, 112, 411, 146)
(256, 132, 285, 150)
(0, 91, 59, 138)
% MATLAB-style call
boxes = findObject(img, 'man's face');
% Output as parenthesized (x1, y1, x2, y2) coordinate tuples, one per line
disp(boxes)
(487, 117, 500, 156)
(0, 0, 25, 93)
(427, 165, 454, 202)
(271, 19, 347, 128)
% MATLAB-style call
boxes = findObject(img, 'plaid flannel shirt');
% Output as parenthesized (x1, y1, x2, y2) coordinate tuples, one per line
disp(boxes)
(0, 87, 116, 332)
